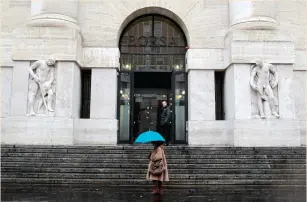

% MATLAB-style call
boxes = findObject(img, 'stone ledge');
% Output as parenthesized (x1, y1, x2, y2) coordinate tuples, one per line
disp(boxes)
(12, 26, 82, 62)
(233, 119, 300, 147)
(28, 14, 80, 31)
(230, 17, 278, 30)
(226, 30, 292, 42)
(80, 48, 120, 68)
(187, 121, 233, 146)
(186, 49, 224, 70)
(10, 26, 120, 69)
(298, 120, 306, 146)
(224, 30, 295, 67)
(1, 117, 74, 145)
(0, 33, 14, 66)
(294, 50, 307, 71)
(73, 119, 118, 145)
(1, 117, 119, 146)
(187, 120, 302, 147)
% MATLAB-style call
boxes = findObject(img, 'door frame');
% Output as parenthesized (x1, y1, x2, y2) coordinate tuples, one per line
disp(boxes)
(117, 57, 188, 145)
(129, 71, 135, 143)
(171, 70, 188, 144)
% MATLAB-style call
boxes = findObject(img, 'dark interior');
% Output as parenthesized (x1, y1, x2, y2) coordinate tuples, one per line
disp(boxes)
(132, 72, 172, 141)
(134, 72, 172, 89)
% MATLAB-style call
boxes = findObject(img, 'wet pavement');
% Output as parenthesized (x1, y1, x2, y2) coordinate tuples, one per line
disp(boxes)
(1, 185, 306, 202)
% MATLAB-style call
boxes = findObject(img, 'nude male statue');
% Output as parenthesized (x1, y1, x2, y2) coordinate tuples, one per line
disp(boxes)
(28, 56, 56, 116)
(250, 60, 280, 119)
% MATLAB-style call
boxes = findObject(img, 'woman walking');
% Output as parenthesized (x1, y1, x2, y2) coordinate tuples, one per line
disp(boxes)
(146, 141, 169, 195)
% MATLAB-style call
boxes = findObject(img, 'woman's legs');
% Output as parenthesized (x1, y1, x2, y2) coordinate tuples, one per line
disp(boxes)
(158, 181, 163, 194)
(151, 180, 159, 195)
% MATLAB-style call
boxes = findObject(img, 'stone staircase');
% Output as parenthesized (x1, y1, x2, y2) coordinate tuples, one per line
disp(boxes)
(1, 145, 306, 190)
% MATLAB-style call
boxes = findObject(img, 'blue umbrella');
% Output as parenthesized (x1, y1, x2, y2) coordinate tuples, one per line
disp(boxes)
(134, 130, 165, 144)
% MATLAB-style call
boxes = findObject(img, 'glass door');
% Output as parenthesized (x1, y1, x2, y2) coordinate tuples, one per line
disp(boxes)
(172, 72, 187, 143)
(118, 72, 132, 143)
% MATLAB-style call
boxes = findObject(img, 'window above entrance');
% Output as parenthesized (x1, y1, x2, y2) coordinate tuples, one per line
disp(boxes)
(120, 15, 187, 53)
(120, 54, 185, 72)
(119, 15, 187, 72)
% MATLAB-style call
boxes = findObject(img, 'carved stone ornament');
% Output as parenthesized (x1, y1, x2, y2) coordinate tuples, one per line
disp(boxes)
(27, 56, 56, 116)
(250, 60, 280, 119)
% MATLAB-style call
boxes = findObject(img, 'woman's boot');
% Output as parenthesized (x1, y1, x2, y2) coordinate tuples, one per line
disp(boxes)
(158, 181, 163, 194)
(151, 181, 159, 195)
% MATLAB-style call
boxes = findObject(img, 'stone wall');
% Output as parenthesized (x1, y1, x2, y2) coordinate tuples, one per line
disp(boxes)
(78, 0, 229, 48)
(0, 0, 306, 146)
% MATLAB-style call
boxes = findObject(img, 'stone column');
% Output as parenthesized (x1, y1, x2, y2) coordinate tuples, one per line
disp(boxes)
(29, 0, 79, 30)
(73, 68, 118, 145)
(188, 70, 215, 121)
(3, 61, 77, 145)
(224, 64, 252, 120)
(90, 68, 117, 119)
(3, 0, 81, 145)
(277, 65, 296, 119)
(55, 62, 81, 118)
(186, 49, 232, 146)
(73, 48, 119, 145)
(223, 29, 300, 146)
(228, 0, 277, 29)
(10, 61, 30, 116)
(1, 66, 13, 117)
(293, 70, 307, 146)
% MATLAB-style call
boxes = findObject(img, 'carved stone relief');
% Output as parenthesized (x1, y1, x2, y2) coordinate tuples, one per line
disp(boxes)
(250, 60, 280, 119)
(27, 56, 56, 116)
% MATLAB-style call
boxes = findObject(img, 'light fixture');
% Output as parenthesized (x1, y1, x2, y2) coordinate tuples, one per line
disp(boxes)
(182, 90, 185, 95)
(175, 65, 180, 70)
(120, 90, 123, 94)
(124, 64, 131, 70)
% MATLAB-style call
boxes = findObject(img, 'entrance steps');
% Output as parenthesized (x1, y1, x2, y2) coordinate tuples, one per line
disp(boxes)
(1, 145, 306, 189)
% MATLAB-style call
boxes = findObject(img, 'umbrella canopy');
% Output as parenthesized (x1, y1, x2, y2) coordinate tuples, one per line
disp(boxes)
(134, 131, 165, 144)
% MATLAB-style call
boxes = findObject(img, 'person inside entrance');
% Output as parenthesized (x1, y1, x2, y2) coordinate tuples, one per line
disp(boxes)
(159, 101, 171, 145)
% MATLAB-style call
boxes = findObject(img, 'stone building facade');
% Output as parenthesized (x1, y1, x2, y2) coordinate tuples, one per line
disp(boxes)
(1, 0, 306, 146)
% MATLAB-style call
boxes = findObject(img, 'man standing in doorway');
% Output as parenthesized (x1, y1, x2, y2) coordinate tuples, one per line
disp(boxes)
(160, 101, 171, 146)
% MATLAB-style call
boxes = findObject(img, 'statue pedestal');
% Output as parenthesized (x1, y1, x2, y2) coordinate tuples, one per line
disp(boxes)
(187, 119, 302, 147)
(1, 117, 74, 145)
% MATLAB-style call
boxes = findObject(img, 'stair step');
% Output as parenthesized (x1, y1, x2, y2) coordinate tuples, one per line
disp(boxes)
(2, 157, 305, 164)
(2, 167, 304, 174)
(3, 162, 304, 169)
(2, 185, 306, 202)
(2, 173, 305, 180)
(3, 184, 306, 191)
(2, 153, 305, 159)
(2, 178, 306, 185)
(2, 147, 305, 155)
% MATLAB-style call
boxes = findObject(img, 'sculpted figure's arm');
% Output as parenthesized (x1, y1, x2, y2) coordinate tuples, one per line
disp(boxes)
(269, 64, 278, 88)
(45, 67, 55, 88)
(29, 61, 41, 82)
(250, 66, 258, 91)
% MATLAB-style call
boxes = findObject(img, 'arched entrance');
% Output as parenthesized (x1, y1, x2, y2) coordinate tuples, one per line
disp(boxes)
(118, 14, 187, 144)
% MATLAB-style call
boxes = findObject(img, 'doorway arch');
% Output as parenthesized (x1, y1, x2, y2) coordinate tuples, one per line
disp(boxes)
(117, 14, 188, 144)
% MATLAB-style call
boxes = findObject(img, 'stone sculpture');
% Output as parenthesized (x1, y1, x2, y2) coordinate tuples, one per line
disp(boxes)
(250, 60, 280, 119)
(28, 56, 56, 116)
